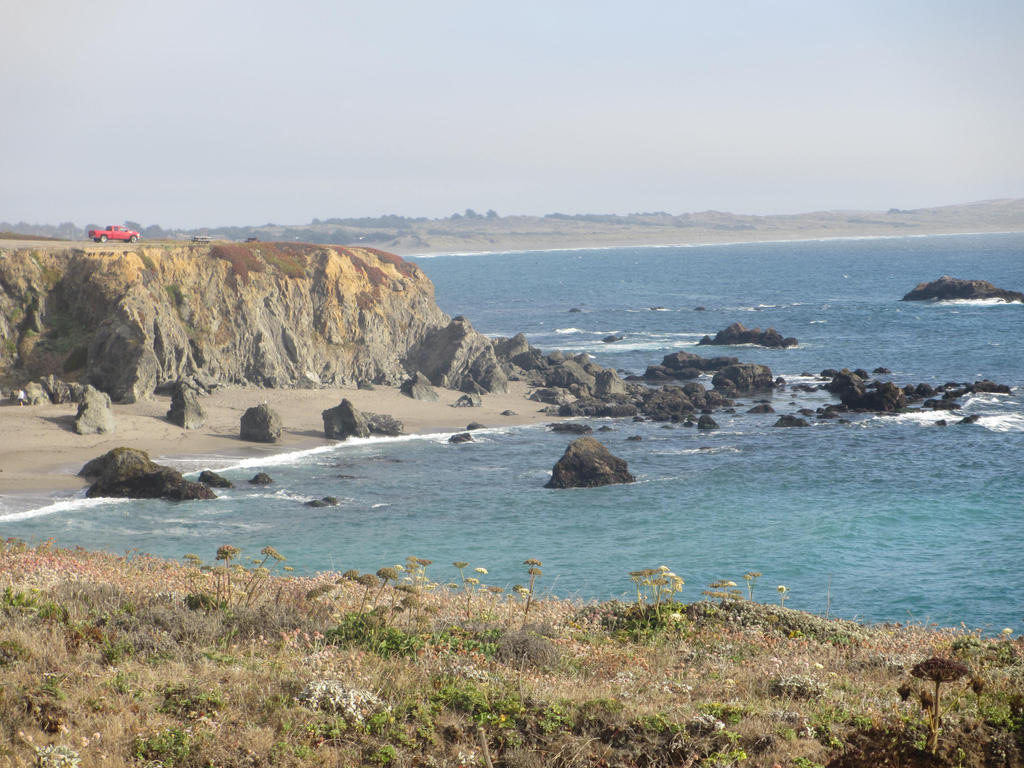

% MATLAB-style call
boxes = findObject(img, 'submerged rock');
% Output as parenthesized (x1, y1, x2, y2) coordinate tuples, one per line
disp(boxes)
(545, 436, 635, 489)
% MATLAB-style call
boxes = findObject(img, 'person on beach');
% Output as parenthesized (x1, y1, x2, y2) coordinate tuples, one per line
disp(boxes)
(16, 389, 27, 406)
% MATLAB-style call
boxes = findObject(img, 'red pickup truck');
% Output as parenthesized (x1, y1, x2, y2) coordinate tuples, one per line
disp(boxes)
(89, 225, 140, 243)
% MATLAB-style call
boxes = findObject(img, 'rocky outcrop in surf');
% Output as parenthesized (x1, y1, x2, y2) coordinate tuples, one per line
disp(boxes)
(79, 447, 215, 501)
(545, 436, 635, 489)
(901, 276, 1024, 303)
(698, 322, 798, 348)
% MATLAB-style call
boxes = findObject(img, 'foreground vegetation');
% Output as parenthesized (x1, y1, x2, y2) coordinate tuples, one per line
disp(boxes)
(1, 541, 1021, 767)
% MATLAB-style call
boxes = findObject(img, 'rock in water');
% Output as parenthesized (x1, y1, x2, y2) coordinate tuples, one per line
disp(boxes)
(901, 276, 1024, 303)
(322, 398, 369, 439)
(698, 322, 798, 348)
(80, 447, 215, 501)
(249, 472, 273, 485)
(711, 363, 775, 395)
(774, 415, 810, 427)
(198, 470, 233, 488)
(449, 432, 474, 444)
(166, 381, 206, 429)
(545, 436, 635, 489)
(401, 371, 439, 401)
(240, 403, 282, 442)
(73, 385, 116, 435)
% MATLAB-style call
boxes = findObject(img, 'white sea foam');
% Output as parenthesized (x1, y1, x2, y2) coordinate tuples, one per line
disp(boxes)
(977, 413, 1024, 432)
(0, 495, 129, 523)
(555, 327, 585, 334)
(931, 298, 1021, 307)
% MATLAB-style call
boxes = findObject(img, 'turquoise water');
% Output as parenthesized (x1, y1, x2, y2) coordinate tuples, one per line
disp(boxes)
(2, 233, 1022, 631)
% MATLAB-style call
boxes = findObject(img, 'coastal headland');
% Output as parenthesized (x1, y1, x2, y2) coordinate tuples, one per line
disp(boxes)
(0, 241, 561, 493)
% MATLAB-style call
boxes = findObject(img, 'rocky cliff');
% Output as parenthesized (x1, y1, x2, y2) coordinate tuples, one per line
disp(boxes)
(0, 243, 457, 401)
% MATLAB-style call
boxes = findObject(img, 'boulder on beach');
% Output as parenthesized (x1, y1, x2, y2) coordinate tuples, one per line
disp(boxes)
(901, 276, 1024, 303)
(73, 385, 116, 435)
(322, 399, 404, 440)
(166, 381, 206, 430)
(400, 371, 440, 402)
(240, 403, 282, 443)
(545, 436, 635, 489)
(698, 322, 798, 348)
(80, 447, 215, 501)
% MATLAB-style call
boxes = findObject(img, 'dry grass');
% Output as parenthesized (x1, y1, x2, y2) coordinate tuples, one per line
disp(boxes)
(1, 540, 1021, 768)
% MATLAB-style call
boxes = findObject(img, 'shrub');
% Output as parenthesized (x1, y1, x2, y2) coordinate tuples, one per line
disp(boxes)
(325, 611, 424, 658)
(495, 629, 559, 670)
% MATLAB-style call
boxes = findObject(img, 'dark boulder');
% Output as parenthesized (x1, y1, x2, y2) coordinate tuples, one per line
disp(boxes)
(901, 276, 1024, 303)
(449, 432, 474, 444)
(774, 415, 810, 427)
(400, 371, 440, 402)
(249, 472, 273, 485)
(81, 447, 215, 501)
(747, 403, 776, 414)
(545, 436, 635, 489)
(957, 414, 981, 425)
(167, 381, 206, 430)
(549, 422, 593, 435)
(365, 412, 404, 436)
(641, 386, 695, 421)
(697, 415, 719, 430)
(305, 496, 339, 507)
(602, 335, 623, 343)
(240, 403, 282, 443)
(698, 322, 797, 348)
(972, 380, 1011, 394)
(711, 363, 775, 395)
(79, 446, 155, 481)
(322, 399, 404, 439)
(322, 399, 369, 439)
(452, 393, 482, 408)
(198, 470, 233, 488)
(827, 371, 906, 411)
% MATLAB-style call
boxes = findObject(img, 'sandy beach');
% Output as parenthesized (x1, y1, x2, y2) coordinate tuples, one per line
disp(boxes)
(0, 381, 555, 495)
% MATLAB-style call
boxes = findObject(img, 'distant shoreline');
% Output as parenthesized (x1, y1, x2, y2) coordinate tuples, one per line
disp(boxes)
(403, 228, 1024, 258)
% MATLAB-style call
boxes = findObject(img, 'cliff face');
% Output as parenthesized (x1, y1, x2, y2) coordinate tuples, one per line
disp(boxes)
(0, 243, 449, 401)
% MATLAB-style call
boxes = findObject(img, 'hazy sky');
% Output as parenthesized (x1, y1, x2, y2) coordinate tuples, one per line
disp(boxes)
(3, 0, 1022, 227)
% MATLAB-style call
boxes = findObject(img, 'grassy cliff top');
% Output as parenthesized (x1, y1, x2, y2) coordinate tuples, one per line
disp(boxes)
(1, 540, 1021, 767)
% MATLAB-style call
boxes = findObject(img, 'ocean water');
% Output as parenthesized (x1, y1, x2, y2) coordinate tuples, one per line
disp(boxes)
(2, 233, 1022, 632)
